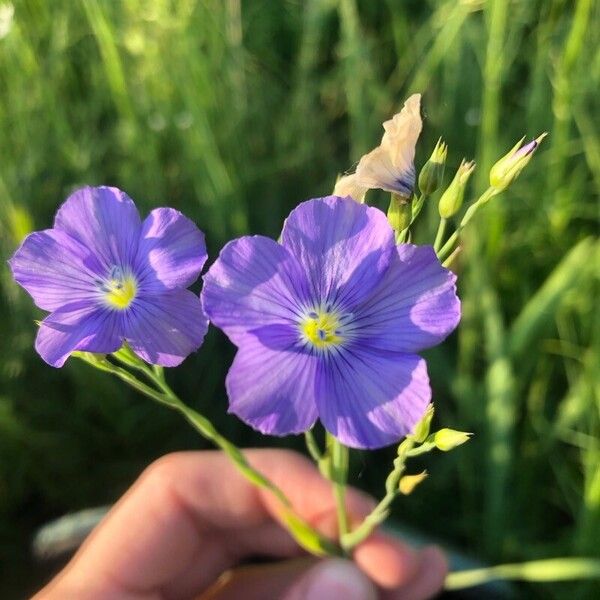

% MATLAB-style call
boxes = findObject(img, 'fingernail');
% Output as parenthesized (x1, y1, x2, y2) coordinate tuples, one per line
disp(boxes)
(302, 559, 377, 600)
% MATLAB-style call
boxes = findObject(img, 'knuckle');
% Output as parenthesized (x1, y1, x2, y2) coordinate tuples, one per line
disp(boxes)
(139, 452, 187, 491)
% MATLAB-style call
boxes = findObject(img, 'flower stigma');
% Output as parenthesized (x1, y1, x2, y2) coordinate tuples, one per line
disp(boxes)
(300, 309, 345, 349)
(101, 266, 137, 310)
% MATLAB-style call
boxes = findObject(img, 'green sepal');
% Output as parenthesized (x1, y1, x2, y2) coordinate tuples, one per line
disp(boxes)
(112, 343, 146, 369)
(387, 193, 412, 232)
(71, 351, 113, 373)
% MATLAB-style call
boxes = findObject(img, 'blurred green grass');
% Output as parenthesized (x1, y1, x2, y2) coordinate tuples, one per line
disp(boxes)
(0, 0, 598, 597)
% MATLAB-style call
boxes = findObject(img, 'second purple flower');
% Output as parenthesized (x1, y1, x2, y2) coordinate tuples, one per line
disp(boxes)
(9, 186, 208, 368)
(202, 196, 461, 449)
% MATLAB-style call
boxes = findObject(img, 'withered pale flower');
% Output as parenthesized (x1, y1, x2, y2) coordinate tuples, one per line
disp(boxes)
(354, 94, 423, 198)
(333, 173, 368, 203)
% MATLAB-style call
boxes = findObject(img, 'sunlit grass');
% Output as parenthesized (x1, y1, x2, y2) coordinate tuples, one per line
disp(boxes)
(0, 1, 598, 597)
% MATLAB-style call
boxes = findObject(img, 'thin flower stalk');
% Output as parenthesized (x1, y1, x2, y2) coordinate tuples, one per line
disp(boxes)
(340, 437, 416, 551)
(436, 186, 497, 261)
(433, 218, 448, 254)
(327, 434, 350, 538)
(76, 352, 341, 557)
(445, 558, 600, 591)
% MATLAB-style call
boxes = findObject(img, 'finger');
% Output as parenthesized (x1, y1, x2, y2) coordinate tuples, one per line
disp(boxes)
(198, 558, 378, 600)
(163, 522, 302, 599)
(199, 558, 318, 600)
(46, 449, 376, 597)
(383, 546, 447, 600)
(281, 559, 378, 600)
(353, 531, 421, 589)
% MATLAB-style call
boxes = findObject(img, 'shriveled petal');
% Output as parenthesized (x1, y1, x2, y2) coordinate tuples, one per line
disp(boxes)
(280, 196, 395, 307)
(135, 208, 207, 292)
(316, 348, 431, 449)
(355, 146, 415, 196)
(124, 289, 208, 367)
(226, 327, 318, 436)
(54, 186, 142, 269)
(9, 229, 104, 311)
(354, 244, 460, 353)
(333, 174, 368, 203)
(355, 94, 422, 196)
(202, 236, 311, 346)
(381, 93, 422, 168)
(35, 302, 122, 368)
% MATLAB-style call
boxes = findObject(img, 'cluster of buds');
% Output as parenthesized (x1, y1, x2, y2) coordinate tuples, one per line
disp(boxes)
(389, 404, 472, 498)
(332, 93, 547, 253)
(409, 404, 472, 452)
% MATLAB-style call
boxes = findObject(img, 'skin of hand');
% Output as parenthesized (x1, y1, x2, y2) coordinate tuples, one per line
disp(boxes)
(34, 449, 447, 600)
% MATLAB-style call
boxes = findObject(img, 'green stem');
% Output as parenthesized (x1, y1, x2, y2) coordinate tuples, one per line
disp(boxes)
(445, 558, 600, 591)
(410, 193, 427, 224)
(327, 434, 350, 539)
(395, 227, 407, 244)
(406, 442, 436, 457)
(77, 353, 341, 557)
(437, 187, 497, 261)
(442, 246, 462, 268)
(433, 218, 447, 253)
(304, 429, 324, 463)
(341, 438, 415, 550)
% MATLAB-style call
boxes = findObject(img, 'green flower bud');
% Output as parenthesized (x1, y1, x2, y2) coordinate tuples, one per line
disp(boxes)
(399, 470, 428, 495)
(438, 159, 475, 219)
(411, 403, 434, 443)
(432, 428, 472, 451)
(418, 138, 447, 195)
(387, 192, 412, 232)
(489, 133, 547, 192)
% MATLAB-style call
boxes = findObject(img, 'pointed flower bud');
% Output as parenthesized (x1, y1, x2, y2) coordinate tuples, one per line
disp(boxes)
(418, 138, 447, 195)
(399, 470, 428, 495)
(432, 428, 472, 451)
(387, 193, 412, 232)
(489, 133, 547, 192)
(438, 159, 475, 219)
(411, 403, 434, 443)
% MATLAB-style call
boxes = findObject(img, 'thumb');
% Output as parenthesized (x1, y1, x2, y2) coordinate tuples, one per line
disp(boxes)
(199, 557, 378, 600)
(282, 558, 378, 600)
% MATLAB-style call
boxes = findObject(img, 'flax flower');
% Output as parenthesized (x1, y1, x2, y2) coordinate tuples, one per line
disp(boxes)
(202, 196, 460, 449)
(9, 186, 208, 367)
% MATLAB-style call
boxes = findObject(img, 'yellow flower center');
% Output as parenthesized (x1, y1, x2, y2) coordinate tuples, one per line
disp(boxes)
(102, 268, 137, 310)
(301, 310, 343, 349)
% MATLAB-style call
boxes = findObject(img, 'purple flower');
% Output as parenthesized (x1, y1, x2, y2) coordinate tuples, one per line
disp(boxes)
(202, 196, 461, 449)
(9, 186, 208, 367)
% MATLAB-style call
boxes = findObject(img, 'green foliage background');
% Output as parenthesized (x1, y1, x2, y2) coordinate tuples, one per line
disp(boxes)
(0, 0, 598, 597)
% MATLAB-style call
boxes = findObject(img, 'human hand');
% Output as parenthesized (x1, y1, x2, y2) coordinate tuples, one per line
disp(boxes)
(34, 449, 447, 599)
